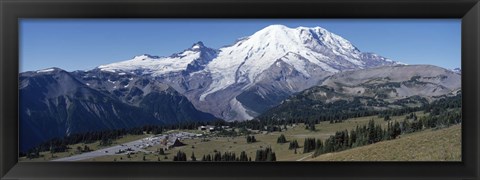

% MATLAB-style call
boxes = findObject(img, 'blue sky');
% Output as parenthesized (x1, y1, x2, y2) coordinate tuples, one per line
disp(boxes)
(20, 19, 461, 72)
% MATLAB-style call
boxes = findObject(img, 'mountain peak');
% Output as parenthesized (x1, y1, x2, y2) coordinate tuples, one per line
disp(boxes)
(295, 26, 327, 32)
(97, 41, 219, 76)
(191, 41, 205, 50)
(452, 67, 461, 74)
(133, 54, 160, 60)
(249, 25, 359, 53)
(260, 25, 328, 33)
(260, 24, 290, 31)
(34, 67, 65, 74)
(254, 24, 292, 37)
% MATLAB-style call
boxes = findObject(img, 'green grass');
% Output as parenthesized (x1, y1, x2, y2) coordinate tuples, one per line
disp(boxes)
(307, 124, 461, 161)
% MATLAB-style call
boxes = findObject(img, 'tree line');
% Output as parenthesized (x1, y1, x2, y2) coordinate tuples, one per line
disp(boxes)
(311, 106, 461, 157)
(173, 147, 276, 162)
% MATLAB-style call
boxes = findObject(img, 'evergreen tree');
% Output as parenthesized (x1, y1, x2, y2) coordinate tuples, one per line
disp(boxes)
(173, 151, 187, 161)
(239, 151, 248, 161)
(255, 150, 261, 161)
(367, 119, 376, 144)
(266, 152, 276, 161)
(309, 122, 316, 131)
(303, 138, 316, 153)
(75, 146, 82, 154)
(158, 148, 165, 155)
(255, 147, 276, 161)
(384, 115, 391, 121)
(191, 152, 196, 161)
(246, 135, 257, 143)
(83, 145, 91, 152)
(289, 140, 299, 150)
(277, 134, 287, 144)
(214, 152, 222, 161)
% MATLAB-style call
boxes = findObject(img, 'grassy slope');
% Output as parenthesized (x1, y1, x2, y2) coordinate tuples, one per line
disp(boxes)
(84, 112, 442, 162)
(21, 111, 460, 162)
(308, 124, 461, 161)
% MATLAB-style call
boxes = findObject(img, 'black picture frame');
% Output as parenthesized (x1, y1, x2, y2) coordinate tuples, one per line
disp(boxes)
(1, 0, 479, 179)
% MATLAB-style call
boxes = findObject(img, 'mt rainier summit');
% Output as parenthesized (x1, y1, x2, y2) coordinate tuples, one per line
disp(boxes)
(98, 24, 403, 121)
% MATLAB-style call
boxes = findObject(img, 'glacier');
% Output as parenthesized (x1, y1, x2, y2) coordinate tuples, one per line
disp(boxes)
(97, 24, 403, 121)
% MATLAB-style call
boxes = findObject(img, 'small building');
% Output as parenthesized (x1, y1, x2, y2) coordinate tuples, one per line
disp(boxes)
(160, 135, 185, 149)
(166, 138, 185, 149)
(198, 125, 215, 132)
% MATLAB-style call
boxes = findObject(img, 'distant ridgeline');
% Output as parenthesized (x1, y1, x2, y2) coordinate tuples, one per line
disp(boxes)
(259, 65, 461, 122)
(19, 68, 218, 153)
(258, 92, 460, 122)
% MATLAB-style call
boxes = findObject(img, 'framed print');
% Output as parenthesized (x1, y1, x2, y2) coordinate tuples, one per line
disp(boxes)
(1, 0, 479, 179)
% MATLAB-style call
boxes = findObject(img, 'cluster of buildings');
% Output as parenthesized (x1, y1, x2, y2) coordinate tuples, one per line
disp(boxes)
(198, 125, 215, 132)
(197, 125, 230, 132)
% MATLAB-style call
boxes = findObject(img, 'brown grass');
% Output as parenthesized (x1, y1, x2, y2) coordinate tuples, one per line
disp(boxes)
(307, 124, 461, 161)
(22, 111, 459, 162)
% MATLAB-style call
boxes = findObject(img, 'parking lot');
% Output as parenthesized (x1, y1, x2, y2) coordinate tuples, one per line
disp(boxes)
(52, 132, 200, 161)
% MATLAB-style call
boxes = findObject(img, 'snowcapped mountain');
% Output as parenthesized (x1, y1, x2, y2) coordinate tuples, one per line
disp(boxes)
(97, 25, 403, 121)
(200, 25, 400, 100)
(98, 41, 218, 76)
